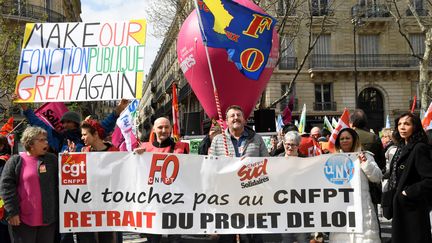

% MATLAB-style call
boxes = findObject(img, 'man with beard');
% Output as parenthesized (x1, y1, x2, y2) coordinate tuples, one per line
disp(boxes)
(209, 105, 268, 243)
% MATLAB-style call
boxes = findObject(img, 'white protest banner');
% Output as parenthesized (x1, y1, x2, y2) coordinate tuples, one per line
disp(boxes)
(15, 20, 146, 103)
(59, 153, 363, 234)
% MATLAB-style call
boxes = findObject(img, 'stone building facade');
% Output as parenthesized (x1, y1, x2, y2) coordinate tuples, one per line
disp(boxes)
(141, 0, 428, 136)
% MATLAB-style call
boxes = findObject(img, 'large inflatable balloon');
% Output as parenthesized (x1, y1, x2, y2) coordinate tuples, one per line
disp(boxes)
(177, 0, 279, 119)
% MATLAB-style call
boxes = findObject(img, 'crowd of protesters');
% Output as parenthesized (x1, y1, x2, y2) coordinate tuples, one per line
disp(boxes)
(0, 99, 431, 243)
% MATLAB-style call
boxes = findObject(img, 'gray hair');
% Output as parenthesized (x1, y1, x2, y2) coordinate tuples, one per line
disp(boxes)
(284, 131, 301, 145)
(21, 126, 47, 151)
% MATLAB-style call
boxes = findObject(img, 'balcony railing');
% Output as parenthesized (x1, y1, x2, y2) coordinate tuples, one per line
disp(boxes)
(311, 7, 333, 16)
(1, 1, 66, 22)
(351, 4, 390, 18)
(279, 57, 298, 70)
(406, 8, 429, 16)
(314, 101, 337, 111)
(309, 54, 419, 69)
(165, 74, 175, 92)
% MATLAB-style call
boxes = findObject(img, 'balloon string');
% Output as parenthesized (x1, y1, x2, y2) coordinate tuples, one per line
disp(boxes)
(214, 90, 229, 156)
(194, 0, 229, 156)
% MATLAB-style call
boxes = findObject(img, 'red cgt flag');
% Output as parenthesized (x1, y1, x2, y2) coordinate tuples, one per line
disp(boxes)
(328, 108, 351, 153)
(0, 117, 14, 148)
(172, 83, 180, 141)
(422, 101, 432, 130)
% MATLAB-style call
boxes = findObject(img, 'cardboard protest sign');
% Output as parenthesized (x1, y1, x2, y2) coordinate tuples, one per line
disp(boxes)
(15, 20, 146, 103)
(59, 152, 363, 234)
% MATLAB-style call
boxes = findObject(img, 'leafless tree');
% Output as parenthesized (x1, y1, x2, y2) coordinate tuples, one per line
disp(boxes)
(388, 0, 432, 110)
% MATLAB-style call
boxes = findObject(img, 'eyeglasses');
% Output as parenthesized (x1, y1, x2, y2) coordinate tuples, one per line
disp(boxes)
(283, 142, 298, 147)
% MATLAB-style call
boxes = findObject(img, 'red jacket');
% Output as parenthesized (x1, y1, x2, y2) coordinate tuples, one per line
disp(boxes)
(141, 140, 189, 154)
(81, 142, 119, 152)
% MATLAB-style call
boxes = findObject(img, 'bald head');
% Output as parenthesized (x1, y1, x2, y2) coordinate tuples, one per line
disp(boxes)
(310, 127, 321, 140)
(153, 117, 172, 143)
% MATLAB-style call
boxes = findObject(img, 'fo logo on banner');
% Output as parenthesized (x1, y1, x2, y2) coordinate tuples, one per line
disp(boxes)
(324, 154, 354, 185)
(61, 154, 87, 185)
(148, 154, 180, 185)
(237, 158, 269, 189)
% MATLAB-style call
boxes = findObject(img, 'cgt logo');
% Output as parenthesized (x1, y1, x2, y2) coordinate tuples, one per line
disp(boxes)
(61, 154, 87, 185)
(148, 154, 179, 185)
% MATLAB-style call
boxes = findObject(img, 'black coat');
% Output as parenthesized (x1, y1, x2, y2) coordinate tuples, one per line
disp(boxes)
(391, 142, 432, 243)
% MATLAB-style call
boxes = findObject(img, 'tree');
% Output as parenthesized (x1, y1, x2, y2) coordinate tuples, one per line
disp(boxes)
(145, 0, 337, 110)
(388, 0, 432, 110)
(264, 0, 336, 109)
(0, 2, 25, 120)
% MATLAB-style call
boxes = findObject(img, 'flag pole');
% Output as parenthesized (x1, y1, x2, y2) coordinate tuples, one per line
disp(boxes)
(194, 0, 229, 156)
(411, 95, 417, 113)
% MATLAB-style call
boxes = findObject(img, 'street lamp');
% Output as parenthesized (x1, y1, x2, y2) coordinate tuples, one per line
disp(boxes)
(352, 15, 363, 109)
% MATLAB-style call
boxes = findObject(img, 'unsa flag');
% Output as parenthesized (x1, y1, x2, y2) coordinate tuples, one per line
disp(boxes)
(328, 108, 350, 153)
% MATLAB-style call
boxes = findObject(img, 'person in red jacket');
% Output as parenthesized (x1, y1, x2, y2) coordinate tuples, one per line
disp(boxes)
(134, 117, 189, 154)
(134, 117, 188, 243)
(67, 118, 119, 243)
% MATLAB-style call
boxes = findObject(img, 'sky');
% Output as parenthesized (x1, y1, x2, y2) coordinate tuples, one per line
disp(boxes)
(80, 0, 163, 76)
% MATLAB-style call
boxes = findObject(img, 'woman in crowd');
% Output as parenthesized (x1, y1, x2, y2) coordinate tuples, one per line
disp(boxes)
(330, 128, 382, 243)
(380, 128, 397, 179)
(382, 112, 432, 243)
(0, 127, 58, 243)
(69, 118, 119, 243)
(0, 135, 12, 243)
(279, 131, 309, 242)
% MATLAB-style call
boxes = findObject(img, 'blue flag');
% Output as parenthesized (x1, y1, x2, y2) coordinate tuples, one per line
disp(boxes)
(198, 0, 276, 80)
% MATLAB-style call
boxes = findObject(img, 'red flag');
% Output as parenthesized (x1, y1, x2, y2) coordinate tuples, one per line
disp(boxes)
(422, 101, 432, 130)
(172, 83, 180, 141)
(299, 136, 322, 157)
(0, 117, 14, 148)
(411, 95, 417, 113)
(328, 108, 351, 153)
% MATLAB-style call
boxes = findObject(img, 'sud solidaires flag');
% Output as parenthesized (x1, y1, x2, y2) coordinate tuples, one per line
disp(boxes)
(34, 102, 69, 132)
(328, 108, 350, 153)
(0, 117, 14, 147)
(172, 83, 180, 141)
(422, 101, 432, 130)
(197, 0, 276, 80)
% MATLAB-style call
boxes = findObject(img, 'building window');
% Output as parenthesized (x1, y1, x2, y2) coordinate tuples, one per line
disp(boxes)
(312, 0, 330, 16)
(406, 0, 427, 15)
(279, 35, 296, 70)
(409, 33, 425, 55)
(314, 83, 335, 111)
(358, 34, 379, 67)
(311, 34, 331, 67)
(277, 0, 296, 16)
(280, 83, 297, 112)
